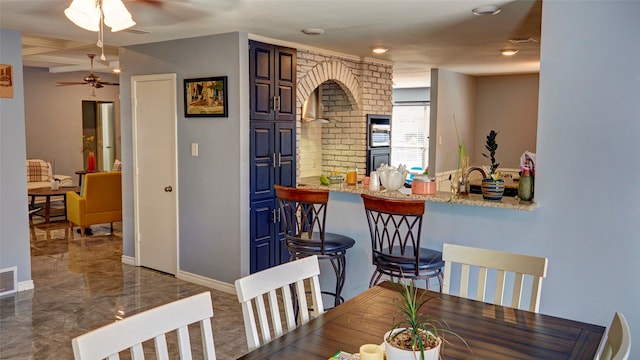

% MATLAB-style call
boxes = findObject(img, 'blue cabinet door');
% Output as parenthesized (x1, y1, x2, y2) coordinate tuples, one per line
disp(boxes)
(275, 122, 295, 188)
(250, 199, 275, 273)
(250, 122, 275, 201)
(249, 41, 296, 273)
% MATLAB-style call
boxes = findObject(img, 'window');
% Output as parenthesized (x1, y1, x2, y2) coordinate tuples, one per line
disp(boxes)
(391, 103, 430, 171)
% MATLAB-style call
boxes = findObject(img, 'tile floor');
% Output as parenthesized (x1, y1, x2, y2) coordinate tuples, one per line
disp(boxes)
(0, 219, 248, 359)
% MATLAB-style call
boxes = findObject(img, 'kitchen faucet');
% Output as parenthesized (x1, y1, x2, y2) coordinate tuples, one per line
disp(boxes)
(462, 166, 487, 194)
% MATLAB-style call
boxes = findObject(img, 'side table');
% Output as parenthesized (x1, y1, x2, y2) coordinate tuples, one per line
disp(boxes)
(75, 170, 99, 187)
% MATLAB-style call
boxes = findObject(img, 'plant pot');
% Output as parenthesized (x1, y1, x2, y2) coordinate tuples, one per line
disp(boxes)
(384, 329, 441, 360)
(481, 178, 505, 200)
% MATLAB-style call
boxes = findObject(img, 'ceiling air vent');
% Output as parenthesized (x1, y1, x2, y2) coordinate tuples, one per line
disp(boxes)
(508, 37, 539, 44)
(0, 266, 17, 296)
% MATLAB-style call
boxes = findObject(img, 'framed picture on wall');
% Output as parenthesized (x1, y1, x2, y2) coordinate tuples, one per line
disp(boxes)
(184, 76, 228, 117)
(0, 64, 14, 99)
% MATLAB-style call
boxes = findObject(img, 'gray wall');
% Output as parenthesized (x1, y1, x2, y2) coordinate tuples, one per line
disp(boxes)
(23, 67, 120, 180)
(474, 74, 539, 168)
(118, 32, 250, 283)
(0, 29, 31, 284)
(330, 3, 637, 358)
(430, 69, 476, 174)
(431, 70, 539, 174)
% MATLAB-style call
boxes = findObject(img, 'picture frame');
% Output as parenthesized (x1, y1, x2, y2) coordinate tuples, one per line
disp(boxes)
(184, 76, 228, 117)
(0, 64, 14, 99)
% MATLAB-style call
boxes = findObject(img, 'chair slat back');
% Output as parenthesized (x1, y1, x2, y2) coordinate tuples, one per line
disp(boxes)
(275, 185, 329, 254)
(235, 255, 324, 351)
(361, 194, 426, 275)
(72, 292, 216, 360)
(598, 312, 631, 360)
(442, 243, 548, 312)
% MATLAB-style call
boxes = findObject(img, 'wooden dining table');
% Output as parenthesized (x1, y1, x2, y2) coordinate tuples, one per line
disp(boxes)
(236, 281, 605, 360)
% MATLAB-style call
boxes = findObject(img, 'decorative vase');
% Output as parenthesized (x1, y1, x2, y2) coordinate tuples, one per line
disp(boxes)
(384, 329, 441, 360)
(481, 178, 505, 200)
(518, 168, 534, 201)
(87, 150, 96, 172)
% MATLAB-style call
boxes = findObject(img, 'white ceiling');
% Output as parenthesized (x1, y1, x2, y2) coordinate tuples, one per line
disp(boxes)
(0, 0, 541, 88)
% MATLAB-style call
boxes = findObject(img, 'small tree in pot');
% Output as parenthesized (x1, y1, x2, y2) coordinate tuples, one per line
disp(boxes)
(384, 281, 468, 360)
(480, 130, 505, 200)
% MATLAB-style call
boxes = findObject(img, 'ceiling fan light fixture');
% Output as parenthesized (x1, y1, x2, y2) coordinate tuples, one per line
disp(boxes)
(102, 0, 136, 32)
(64, 0, 135, 32)
(501, 49, 519, 56)
(64, 0, 100, 32)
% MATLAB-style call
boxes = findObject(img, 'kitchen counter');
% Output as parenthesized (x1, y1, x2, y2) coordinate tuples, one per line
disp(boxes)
(298, 177, 537, 211)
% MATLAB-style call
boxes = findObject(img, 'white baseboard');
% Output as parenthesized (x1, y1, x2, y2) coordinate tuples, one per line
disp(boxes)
(177, 270, 236, 295)
(121, 255, 136, 265)
(118, 257, 235, 295)
(18, 280, 34, 292)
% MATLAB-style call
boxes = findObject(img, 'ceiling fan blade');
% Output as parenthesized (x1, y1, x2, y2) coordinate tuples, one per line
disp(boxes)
(54, 54, 120, 88)
(56, 82, 88, 86)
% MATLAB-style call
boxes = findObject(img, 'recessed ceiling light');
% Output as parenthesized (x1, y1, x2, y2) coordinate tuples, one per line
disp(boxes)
(472, 5, 501, 16)
(371, 46, 389, 54)
(501, 49, 519, 56)
(301, 28, 324, 35)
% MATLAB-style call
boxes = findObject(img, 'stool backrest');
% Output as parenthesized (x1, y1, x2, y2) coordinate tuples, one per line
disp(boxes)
(235, 255, 324, 351)
(442, 243, 548, 312)
(361, 194, 426, 276)
(72, 292, 216, 359)
(275, 185, 329, 255)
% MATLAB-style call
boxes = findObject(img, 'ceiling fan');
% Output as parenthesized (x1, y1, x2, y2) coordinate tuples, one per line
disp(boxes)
(56, 54, 119, 89)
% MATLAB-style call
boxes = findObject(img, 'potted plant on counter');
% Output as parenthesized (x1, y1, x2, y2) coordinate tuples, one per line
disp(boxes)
(384, 281, 468, 360)
(480, 130, 505, 200)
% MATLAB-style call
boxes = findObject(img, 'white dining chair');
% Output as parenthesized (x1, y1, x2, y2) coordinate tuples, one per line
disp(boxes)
(598, 312, 631, 360)
(72, 292, 216, 360)
(235, 255, 324, 351)
(442, 243, 548, 312)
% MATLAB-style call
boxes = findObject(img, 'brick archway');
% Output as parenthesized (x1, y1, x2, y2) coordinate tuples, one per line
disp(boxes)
(296, 60, 361, 110)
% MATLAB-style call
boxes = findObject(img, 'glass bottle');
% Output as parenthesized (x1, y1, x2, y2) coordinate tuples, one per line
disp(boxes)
(518, 167, 534, 201)
(346, 167, 358, 185)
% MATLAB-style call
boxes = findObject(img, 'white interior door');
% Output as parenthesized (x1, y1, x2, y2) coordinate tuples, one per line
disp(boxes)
(132, 74, 178, 274)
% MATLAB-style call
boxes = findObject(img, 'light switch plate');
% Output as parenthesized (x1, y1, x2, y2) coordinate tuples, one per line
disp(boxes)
(191, 143, 198, 157)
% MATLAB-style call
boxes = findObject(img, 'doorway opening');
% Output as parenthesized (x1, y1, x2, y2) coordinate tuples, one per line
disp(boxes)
(82, 100, 116, 171)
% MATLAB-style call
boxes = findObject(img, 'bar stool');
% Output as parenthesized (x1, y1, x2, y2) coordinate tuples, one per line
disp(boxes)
(275, 185, 356, 307)
(361, 194, 444, 290)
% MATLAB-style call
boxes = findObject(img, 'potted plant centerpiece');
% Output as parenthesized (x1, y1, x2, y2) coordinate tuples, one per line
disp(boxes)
(480, 130, 505, 200)
(384, 281, 468, 360)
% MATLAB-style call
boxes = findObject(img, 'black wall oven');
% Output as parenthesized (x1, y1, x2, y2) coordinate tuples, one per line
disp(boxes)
(366, 114, 391, 175)
(369, 123, 391, 147)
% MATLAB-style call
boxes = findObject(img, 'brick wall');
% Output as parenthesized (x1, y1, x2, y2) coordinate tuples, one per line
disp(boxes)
(296, 49, 393, 179)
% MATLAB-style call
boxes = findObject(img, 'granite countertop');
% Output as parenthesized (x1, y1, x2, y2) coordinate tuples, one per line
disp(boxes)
(298, 177, 537, 211)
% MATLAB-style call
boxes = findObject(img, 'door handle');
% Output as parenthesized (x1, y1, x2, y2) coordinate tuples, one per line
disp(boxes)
(164, 186, 173, 192)
(274, 96, 281, 112)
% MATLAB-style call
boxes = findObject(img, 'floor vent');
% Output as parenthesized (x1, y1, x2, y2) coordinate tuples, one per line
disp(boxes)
(0, 266, 17, 296)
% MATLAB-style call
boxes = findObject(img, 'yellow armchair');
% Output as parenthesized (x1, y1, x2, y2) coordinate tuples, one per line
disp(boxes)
(67, 172, 122, 237)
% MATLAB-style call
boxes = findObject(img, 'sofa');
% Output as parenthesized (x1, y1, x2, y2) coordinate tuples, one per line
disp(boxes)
(66, 172, 122, 237)
(27, 159, 73, 204)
